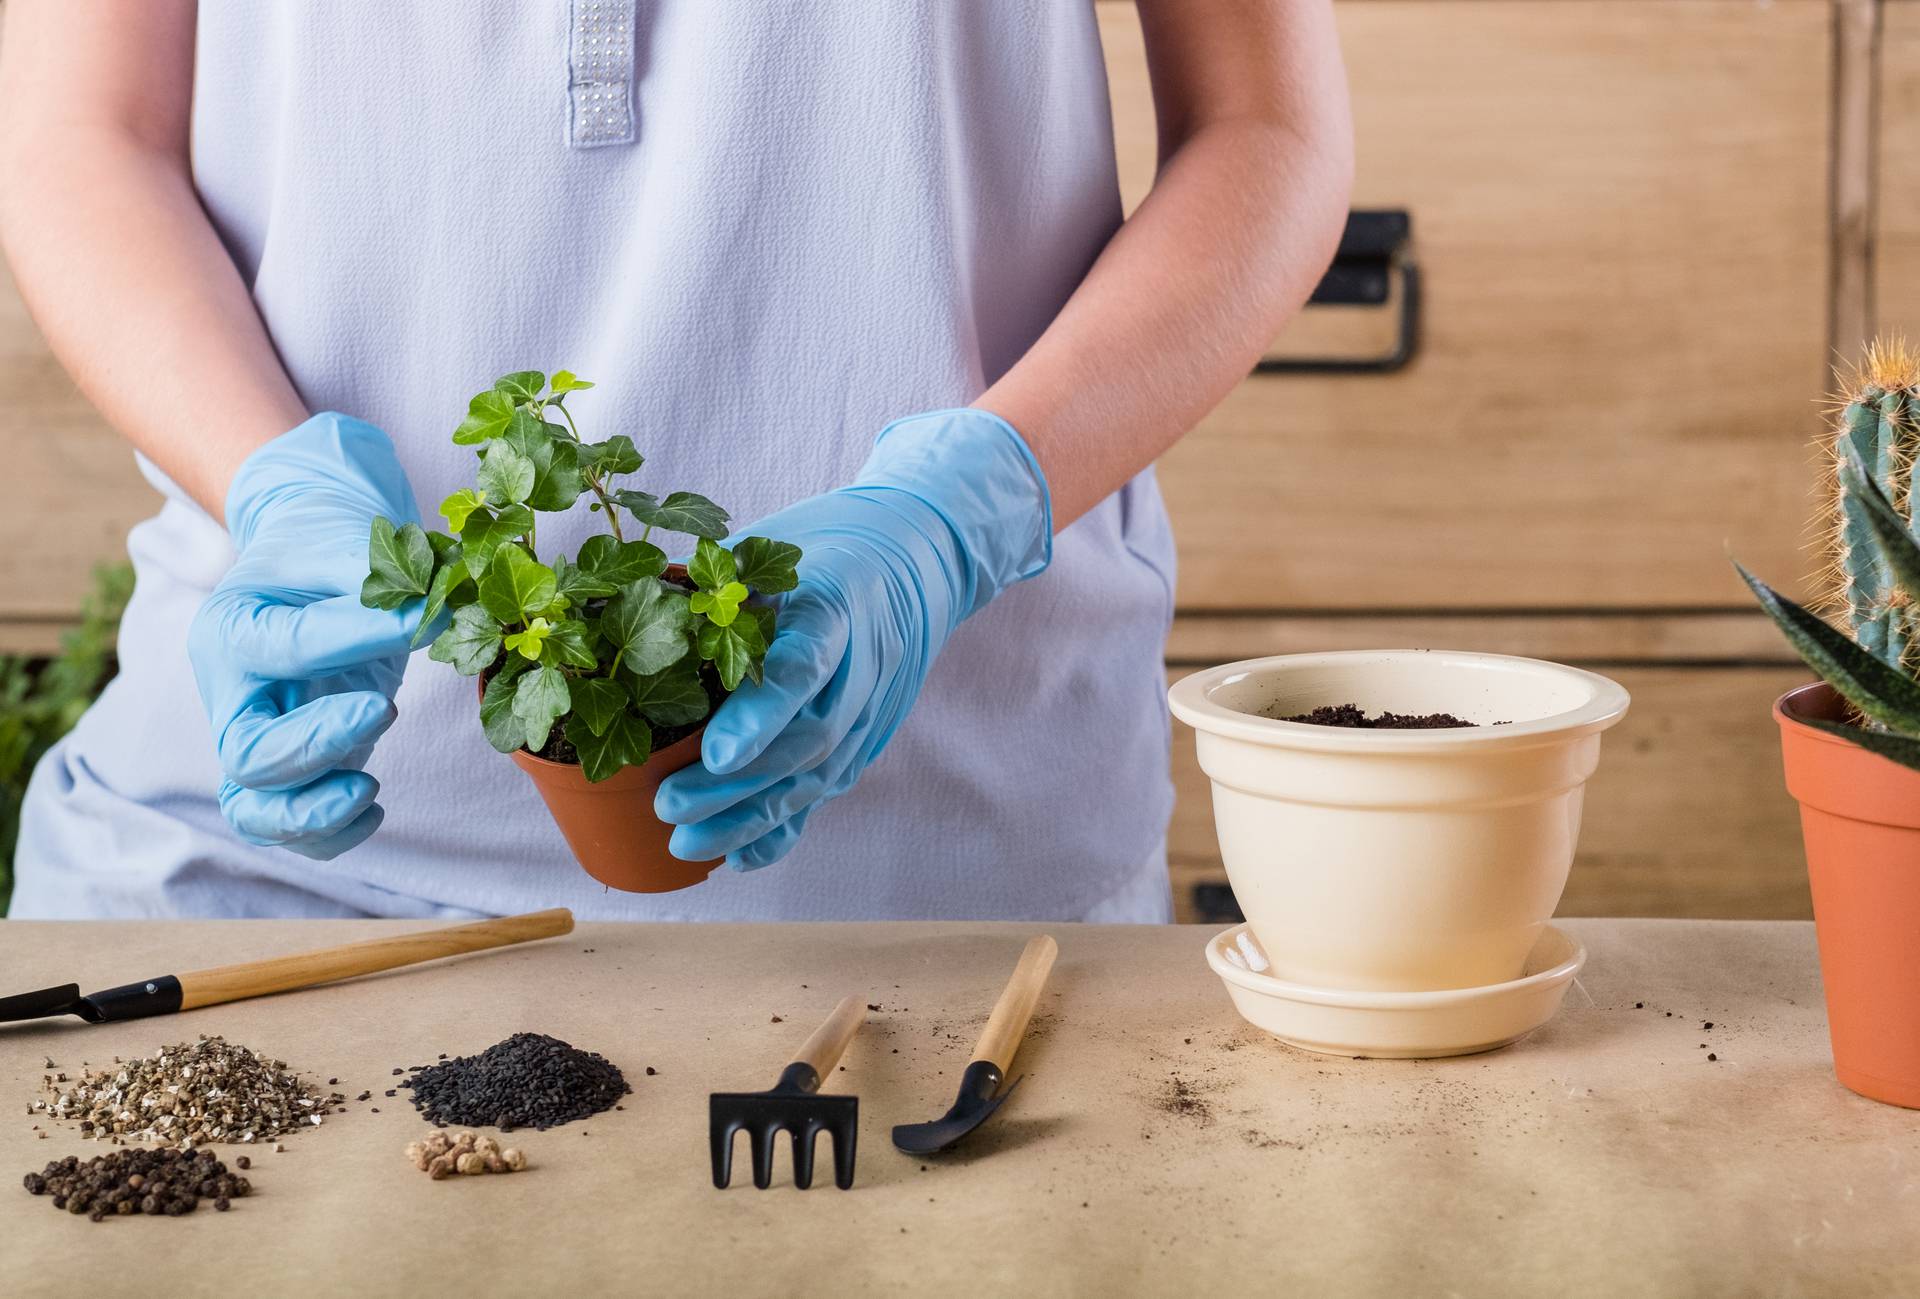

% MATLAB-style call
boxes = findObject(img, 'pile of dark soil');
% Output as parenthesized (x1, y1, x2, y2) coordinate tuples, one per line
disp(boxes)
(1276, 703, 1480, 730)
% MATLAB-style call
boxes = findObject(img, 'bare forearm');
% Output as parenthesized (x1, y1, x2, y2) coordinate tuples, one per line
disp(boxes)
(0, 0, 305, 517)
(977, 0, 1352, 526)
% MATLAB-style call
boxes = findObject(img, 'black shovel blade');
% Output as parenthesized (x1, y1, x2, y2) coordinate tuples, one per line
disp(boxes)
(890, 1060, 1019, 1155)
(0, 984, 93, 1024)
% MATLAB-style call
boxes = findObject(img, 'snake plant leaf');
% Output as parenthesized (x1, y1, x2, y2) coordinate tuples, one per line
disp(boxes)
(361, 517, 435, 610)
(492, 370, 546, 403)
(478, 545, 558, 626)
(453, 388, 516, 444)
(697, 611, 767, 691)
(1800, 715, 1920, 773)
(1737, 562, 1920, 731)
(567, 676, 628, 738)
(479, 658, 531, 753)
(731, 536, 802, 594)
(615, 489, 731, 540)
(511, 664, 571, 751)
(428, 603, 502, 676)
(601, 579, 695, 676)
(459, 504, 535, 579)
(578, 534, 667, 586)
(565, 707, 651, 782)
(477, 442, 537, 506)
(1839, 443, 1920, 611)
(628, 660, 711, 727)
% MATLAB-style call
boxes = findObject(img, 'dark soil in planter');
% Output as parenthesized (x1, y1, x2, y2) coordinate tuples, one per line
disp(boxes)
(1275, 703, 1482, 729)
(529, 661, 729, 764)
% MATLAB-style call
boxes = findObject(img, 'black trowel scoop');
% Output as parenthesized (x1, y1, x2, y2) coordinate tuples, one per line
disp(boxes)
(891, 934, 1058, 1156)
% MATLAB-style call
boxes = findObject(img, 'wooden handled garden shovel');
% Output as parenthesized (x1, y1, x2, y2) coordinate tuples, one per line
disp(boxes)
(891, 933, 1058, 1155)
(0, 908, 574, 1027)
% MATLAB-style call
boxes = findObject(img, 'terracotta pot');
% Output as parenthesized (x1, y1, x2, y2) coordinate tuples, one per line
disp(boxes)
(510, 732, 719, 893)
(1775, 682, 1920, 1109)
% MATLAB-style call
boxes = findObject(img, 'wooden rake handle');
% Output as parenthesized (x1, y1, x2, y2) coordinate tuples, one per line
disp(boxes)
(972, 934, 1058, 1075)
(793, 996, 867, 1078)
(175, 908, 575, 1012)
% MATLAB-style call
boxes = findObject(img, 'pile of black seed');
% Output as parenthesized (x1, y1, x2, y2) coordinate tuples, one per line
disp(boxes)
(400, 1033, 629, 1132)
(22, 1148, 252, 1221)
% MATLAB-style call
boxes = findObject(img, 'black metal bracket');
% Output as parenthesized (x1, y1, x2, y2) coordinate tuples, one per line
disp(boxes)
(1256, 208, 1419, 375)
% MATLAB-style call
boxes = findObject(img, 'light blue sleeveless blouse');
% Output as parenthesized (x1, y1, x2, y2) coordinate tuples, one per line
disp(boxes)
(14, 1, 1178, 920)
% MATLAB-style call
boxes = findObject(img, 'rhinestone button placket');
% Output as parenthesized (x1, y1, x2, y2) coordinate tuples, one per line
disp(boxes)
(569, 0, 636, 148)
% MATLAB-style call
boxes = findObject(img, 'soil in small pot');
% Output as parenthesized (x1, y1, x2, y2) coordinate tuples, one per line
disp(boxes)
(1273, 702, 1484, 729)
(526, 663, 730, 764)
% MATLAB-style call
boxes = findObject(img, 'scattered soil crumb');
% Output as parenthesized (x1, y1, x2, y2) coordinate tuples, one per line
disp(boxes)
(1155, 1073, 1215, 1125)
(1241, 1129, 1302, 1151)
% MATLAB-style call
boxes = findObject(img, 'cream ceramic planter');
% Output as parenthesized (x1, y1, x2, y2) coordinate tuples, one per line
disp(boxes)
(1169, 651, 1629, 993)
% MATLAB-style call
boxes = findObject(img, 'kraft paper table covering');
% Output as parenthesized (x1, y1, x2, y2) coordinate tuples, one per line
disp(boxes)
(0, 920, 1913, 1297)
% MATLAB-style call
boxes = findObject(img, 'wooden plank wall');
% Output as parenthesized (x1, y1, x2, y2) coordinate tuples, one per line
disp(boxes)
(0, 2, 1901, 921)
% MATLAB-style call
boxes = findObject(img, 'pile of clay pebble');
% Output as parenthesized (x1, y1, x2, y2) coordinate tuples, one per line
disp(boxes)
(405, 1129, 528, 1180)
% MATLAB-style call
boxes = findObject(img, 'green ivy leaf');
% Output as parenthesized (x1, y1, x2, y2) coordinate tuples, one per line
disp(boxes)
(493, 370, 546, 403)
(549, 369, 594, 395)
(429, 604, 504, 676)
(477, 442, 537, 506)
(480, 659, 532, 753)
(688, 581, 749, 628)
(687, 536, 736, 591)
(615, 489, 731, 540)
(697, 613, 766, 691)
(501, 409, 585, 511)
(453, 388, 516, 444)
(542, 617, 599, 669)
(460, 504, 535, 579)
(553, 554, 616, 603)
(361, 517, 434, 610)
(416, 542, 471, 646)
(602, 579, 695, 676)
(1738, 562, 1920, 731)
(478, 545, 558, 626)
(731, 536, 802, 594)
(580, 434, 641, 477)
(502, 616, 554, 662)
(512, 664, 571, 751)
(628, 661, 711, 727)
(578, 534, 667, 586)
(568, 676, 629, 738)
(565, 708, 651, 783)
(438, 489, 488, 534)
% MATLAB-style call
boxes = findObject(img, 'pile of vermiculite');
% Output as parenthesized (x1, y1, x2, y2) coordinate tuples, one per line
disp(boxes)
(29, 1035, 340, 1147)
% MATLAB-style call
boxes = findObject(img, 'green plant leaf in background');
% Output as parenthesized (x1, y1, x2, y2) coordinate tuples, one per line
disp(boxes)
(541, 618, 599, 670)
(698, 612, 766, 691)
(453, 388, 516, 444)
(615, 489, 730, 540)
(628, 661, 711, 727)
(568, 676, 629, 738)
(601, 580, 694, 676)
(687, 536, 735, 590)
(478, 546, 558, 626)
(580, 435, 641, 477)
(577, 534, 666, 587)
(479, 658, 531, 753)
(416, 535, 470, 646)
(1737, 562, 1920, 731)
(477, 442, 537, 506)
(548, 369, 593, 395)
(361, 517, 434, 609)
(2, 563, 133, 914)
(1803, 715, 1920, 770)
(565, 708, 651, 783)
(731, 536, 802, 593)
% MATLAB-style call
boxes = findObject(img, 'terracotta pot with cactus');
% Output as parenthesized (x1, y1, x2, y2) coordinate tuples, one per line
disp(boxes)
(1739, 340, 1920, 1108)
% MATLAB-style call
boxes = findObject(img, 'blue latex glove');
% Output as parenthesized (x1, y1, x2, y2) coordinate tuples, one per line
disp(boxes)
(188, 413, 424, 859)
(655, 408, 1052, 870)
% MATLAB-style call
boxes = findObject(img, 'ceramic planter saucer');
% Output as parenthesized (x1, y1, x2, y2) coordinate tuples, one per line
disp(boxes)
(1204, 923, 1586, 1059)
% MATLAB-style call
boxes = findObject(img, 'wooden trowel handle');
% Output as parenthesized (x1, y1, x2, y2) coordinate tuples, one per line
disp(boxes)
(794, 996, 867, 1078)
(175, 908, 575, 1012)
(973, 934, 1058, 1075)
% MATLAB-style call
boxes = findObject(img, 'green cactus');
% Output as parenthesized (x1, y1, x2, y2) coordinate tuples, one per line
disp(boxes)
(1741, 340, 1920, 771)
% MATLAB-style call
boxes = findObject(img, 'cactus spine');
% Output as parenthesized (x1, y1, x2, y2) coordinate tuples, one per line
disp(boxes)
(1828, 341, 1920, 669)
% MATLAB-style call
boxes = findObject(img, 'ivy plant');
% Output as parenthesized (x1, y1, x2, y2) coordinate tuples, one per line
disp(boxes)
(360, 371, 800, 782)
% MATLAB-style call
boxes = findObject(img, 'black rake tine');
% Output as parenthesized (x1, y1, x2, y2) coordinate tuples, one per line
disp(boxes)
(833, 1123, 857, 1191)
(791, 1124, 818, 1191)
(750, 1125, 777, 1190)
(710, 1114, 740, 1189)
